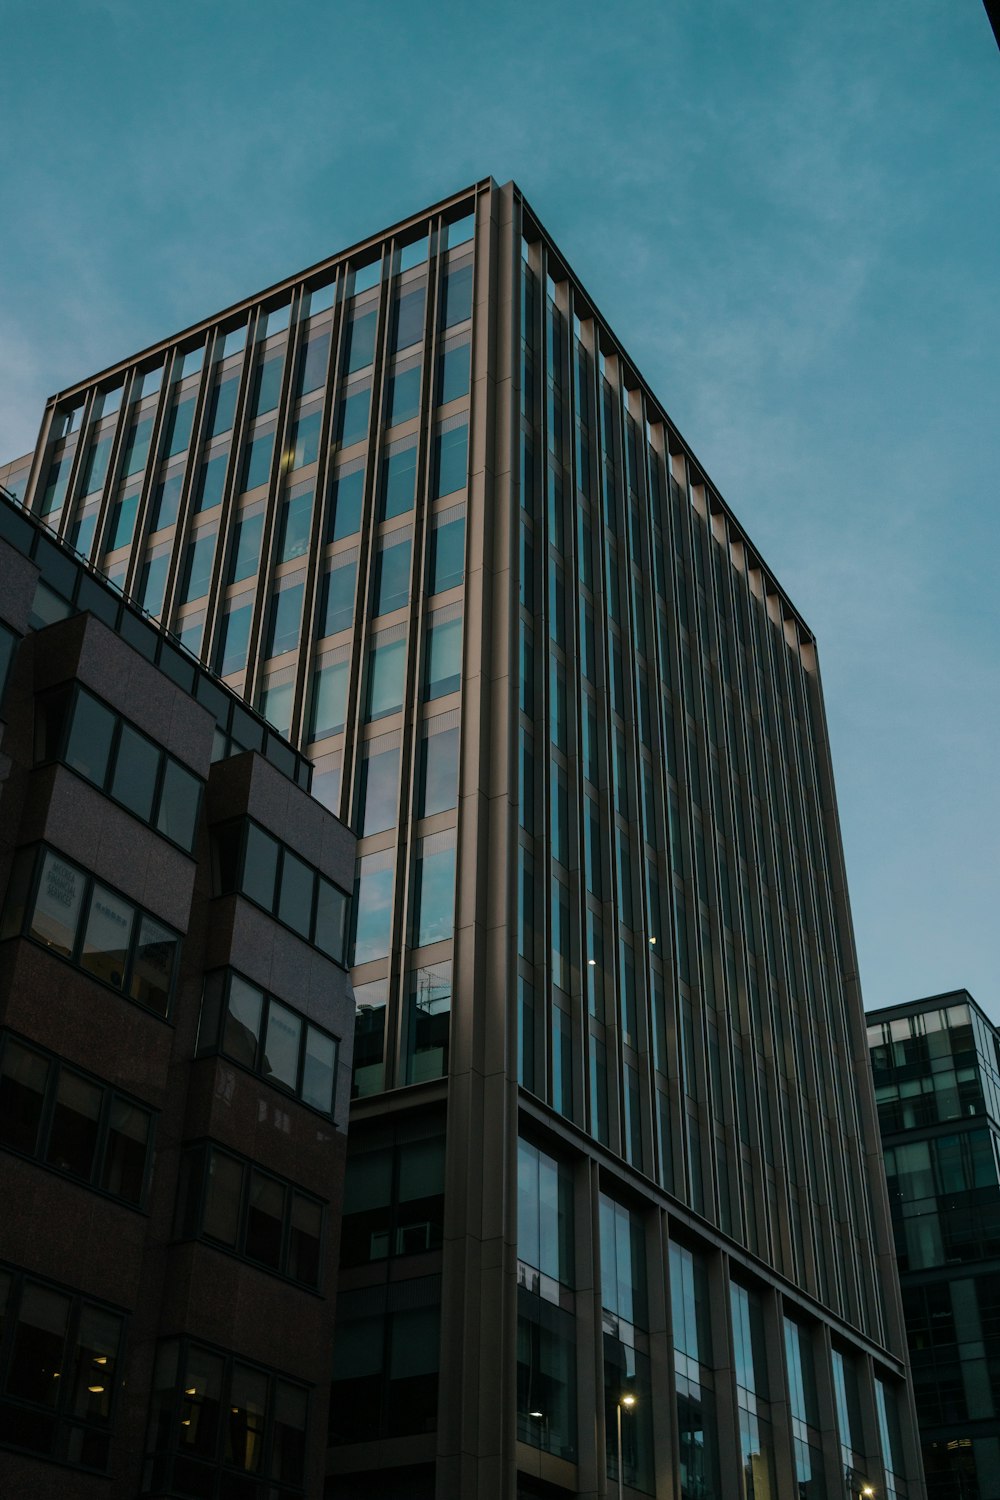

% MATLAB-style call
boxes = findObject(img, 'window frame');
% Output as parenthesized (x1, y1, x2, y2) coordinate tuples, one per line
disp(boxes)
(34, 682, 204, 855)
(195, 967, 341, 1119)
(175, 1140, 326, 1290)
(0, 1029, 157, 1209)
(143, 1335, 310, 1499)
(0, 1262, 128, 1474)
(212, 819, 350, 966)
(3, 843, 181, 1019)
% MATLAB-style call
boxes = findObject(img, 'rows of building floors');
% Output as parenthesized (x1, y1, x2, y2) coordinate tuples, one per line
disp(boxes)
(0, 176, 991, 1498)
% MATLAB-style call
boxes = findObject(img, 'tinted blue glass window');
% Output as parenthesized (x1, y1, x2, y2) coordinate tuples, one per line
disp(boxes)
(443, 264, 473, 327)
(151, 470, 183, 531)
(345, 309, 377, 373)
(40, 455, 71, 515)
(375, 538, 411, 615)
(141, 552, 169, 616)
(207, 374, 239, 437)
(195, 452, 227, 512)
(123, 415, 153, 476)
(367, 636, 406, 720)
(81, 432, 113, 496)
(360, 745, 400, 835)
(291, 409, 321, 470)
(319, 557, 357, 636)
(413, 839, 455, 947)
(392, 287, 425, 352)
(279, 489, 312, 561)
(352, 854, 395, 964)
(418, 725, 459, 817)
(231, 511, 264, 582)
(389, 363, 421, 425)
(381, 444, 417, 519)
(182, 531, 216, 603)
(434, 425, 467, 498)
(430, 516, 464, 593)
(164, 396, 195, 458)
(424, 615, 462, 699)
(310, 658, 349, 738)
(268, 580, 304, 656)
(242, 430, 274, 491)
(337, 385, 370, 446)
(70, 509, 98, 559)
(297, 331, 330, 395)
(108, 488, 140, 550)
(329, 466, 365, 541)
(219, 600, 253, 674)
(252, 356, 283, 417)
(438, 340, 470, 404)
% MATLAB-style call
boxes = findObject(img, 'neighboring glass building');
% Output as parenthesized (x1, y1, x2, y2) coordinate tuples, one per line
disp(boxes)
(4, 177, 925, 1498)
(868, 991, 1000, 1499)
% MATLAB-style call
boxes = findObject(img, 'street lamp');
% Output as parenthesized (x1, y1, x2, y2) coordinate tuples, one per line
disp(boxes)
(616, 1392, 637, 1500)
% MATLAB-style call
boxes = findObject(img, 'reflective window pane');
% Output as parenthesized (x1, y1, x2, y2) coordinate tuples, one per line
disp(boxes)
(231, 509, 264, 582)
(319, 556, 357, 637)
(279, 488, 312, 561)
(360, 743, 400, 835)
(243, 824, 279, 909)
(302, 1026, 337, 1114)
(329, 464, 365, 541)
(381, 443, 417, 519)
(111, 724, 160, 821)
(65, 691, 116, 787)
(433, 424, 468, 498)
(315, 880, 347, 965)
(130, 915, 177, 1015)
(277, 850, 313, 938)
(263, 1001, 302, 1090)
(419, 724, 459, 816)
(30, 851, 86, 956)
(375, 536, 411, 615)
(224, 974, 264, 1067)
(438, 339, 470, 404)
(81, 882, 135, 988)
(155, 759, 201, 849)
(46, 1069, 101, 1179)
(430, 515, 465, 593)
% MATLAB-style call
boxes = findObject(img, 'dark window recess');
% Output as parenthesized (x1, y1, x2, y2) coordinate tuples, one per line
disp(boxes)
(143, 1337, 308, 1499)
(340, 1116, 445, 1268)
(0, 1032, 154, 1206)
(0, 622, 18, 706)
(329, 1277, 440, 1445)
(0, 1264, 125, 1473)
(196, 969, 339, 1117)
(175, 1143, 324, 1289)
(1, 844, 180, 1017)
(35, 683, 203, 852)
(212, 820, 349, 964)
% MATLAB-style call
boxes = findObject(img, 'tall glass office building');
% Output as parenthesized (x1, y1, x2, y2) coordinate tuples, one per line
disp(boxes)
(4, 177, 924, 1499)
(868, 991, 1000, 1500)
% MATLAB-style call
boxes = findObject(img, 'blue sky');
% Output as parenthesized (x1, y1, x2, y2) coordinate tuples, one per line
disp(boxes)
(2, 0, 997, 1016)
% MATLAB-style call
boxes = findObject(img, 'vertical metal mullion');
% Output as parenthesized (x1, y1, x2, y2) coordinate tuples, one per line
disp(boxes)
(290, 280, 343, 750)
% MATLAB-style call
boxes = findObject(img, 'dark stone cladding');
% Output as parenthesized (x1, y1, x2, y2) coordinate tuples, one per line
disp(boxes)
(0, 529, 356, 1499)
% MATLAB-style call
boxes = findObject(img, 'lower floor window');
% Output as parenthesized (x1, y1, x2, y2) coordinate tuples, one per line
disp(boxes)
(0, 1264, 125, 1472)
(143, 1338, 308, 1498)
